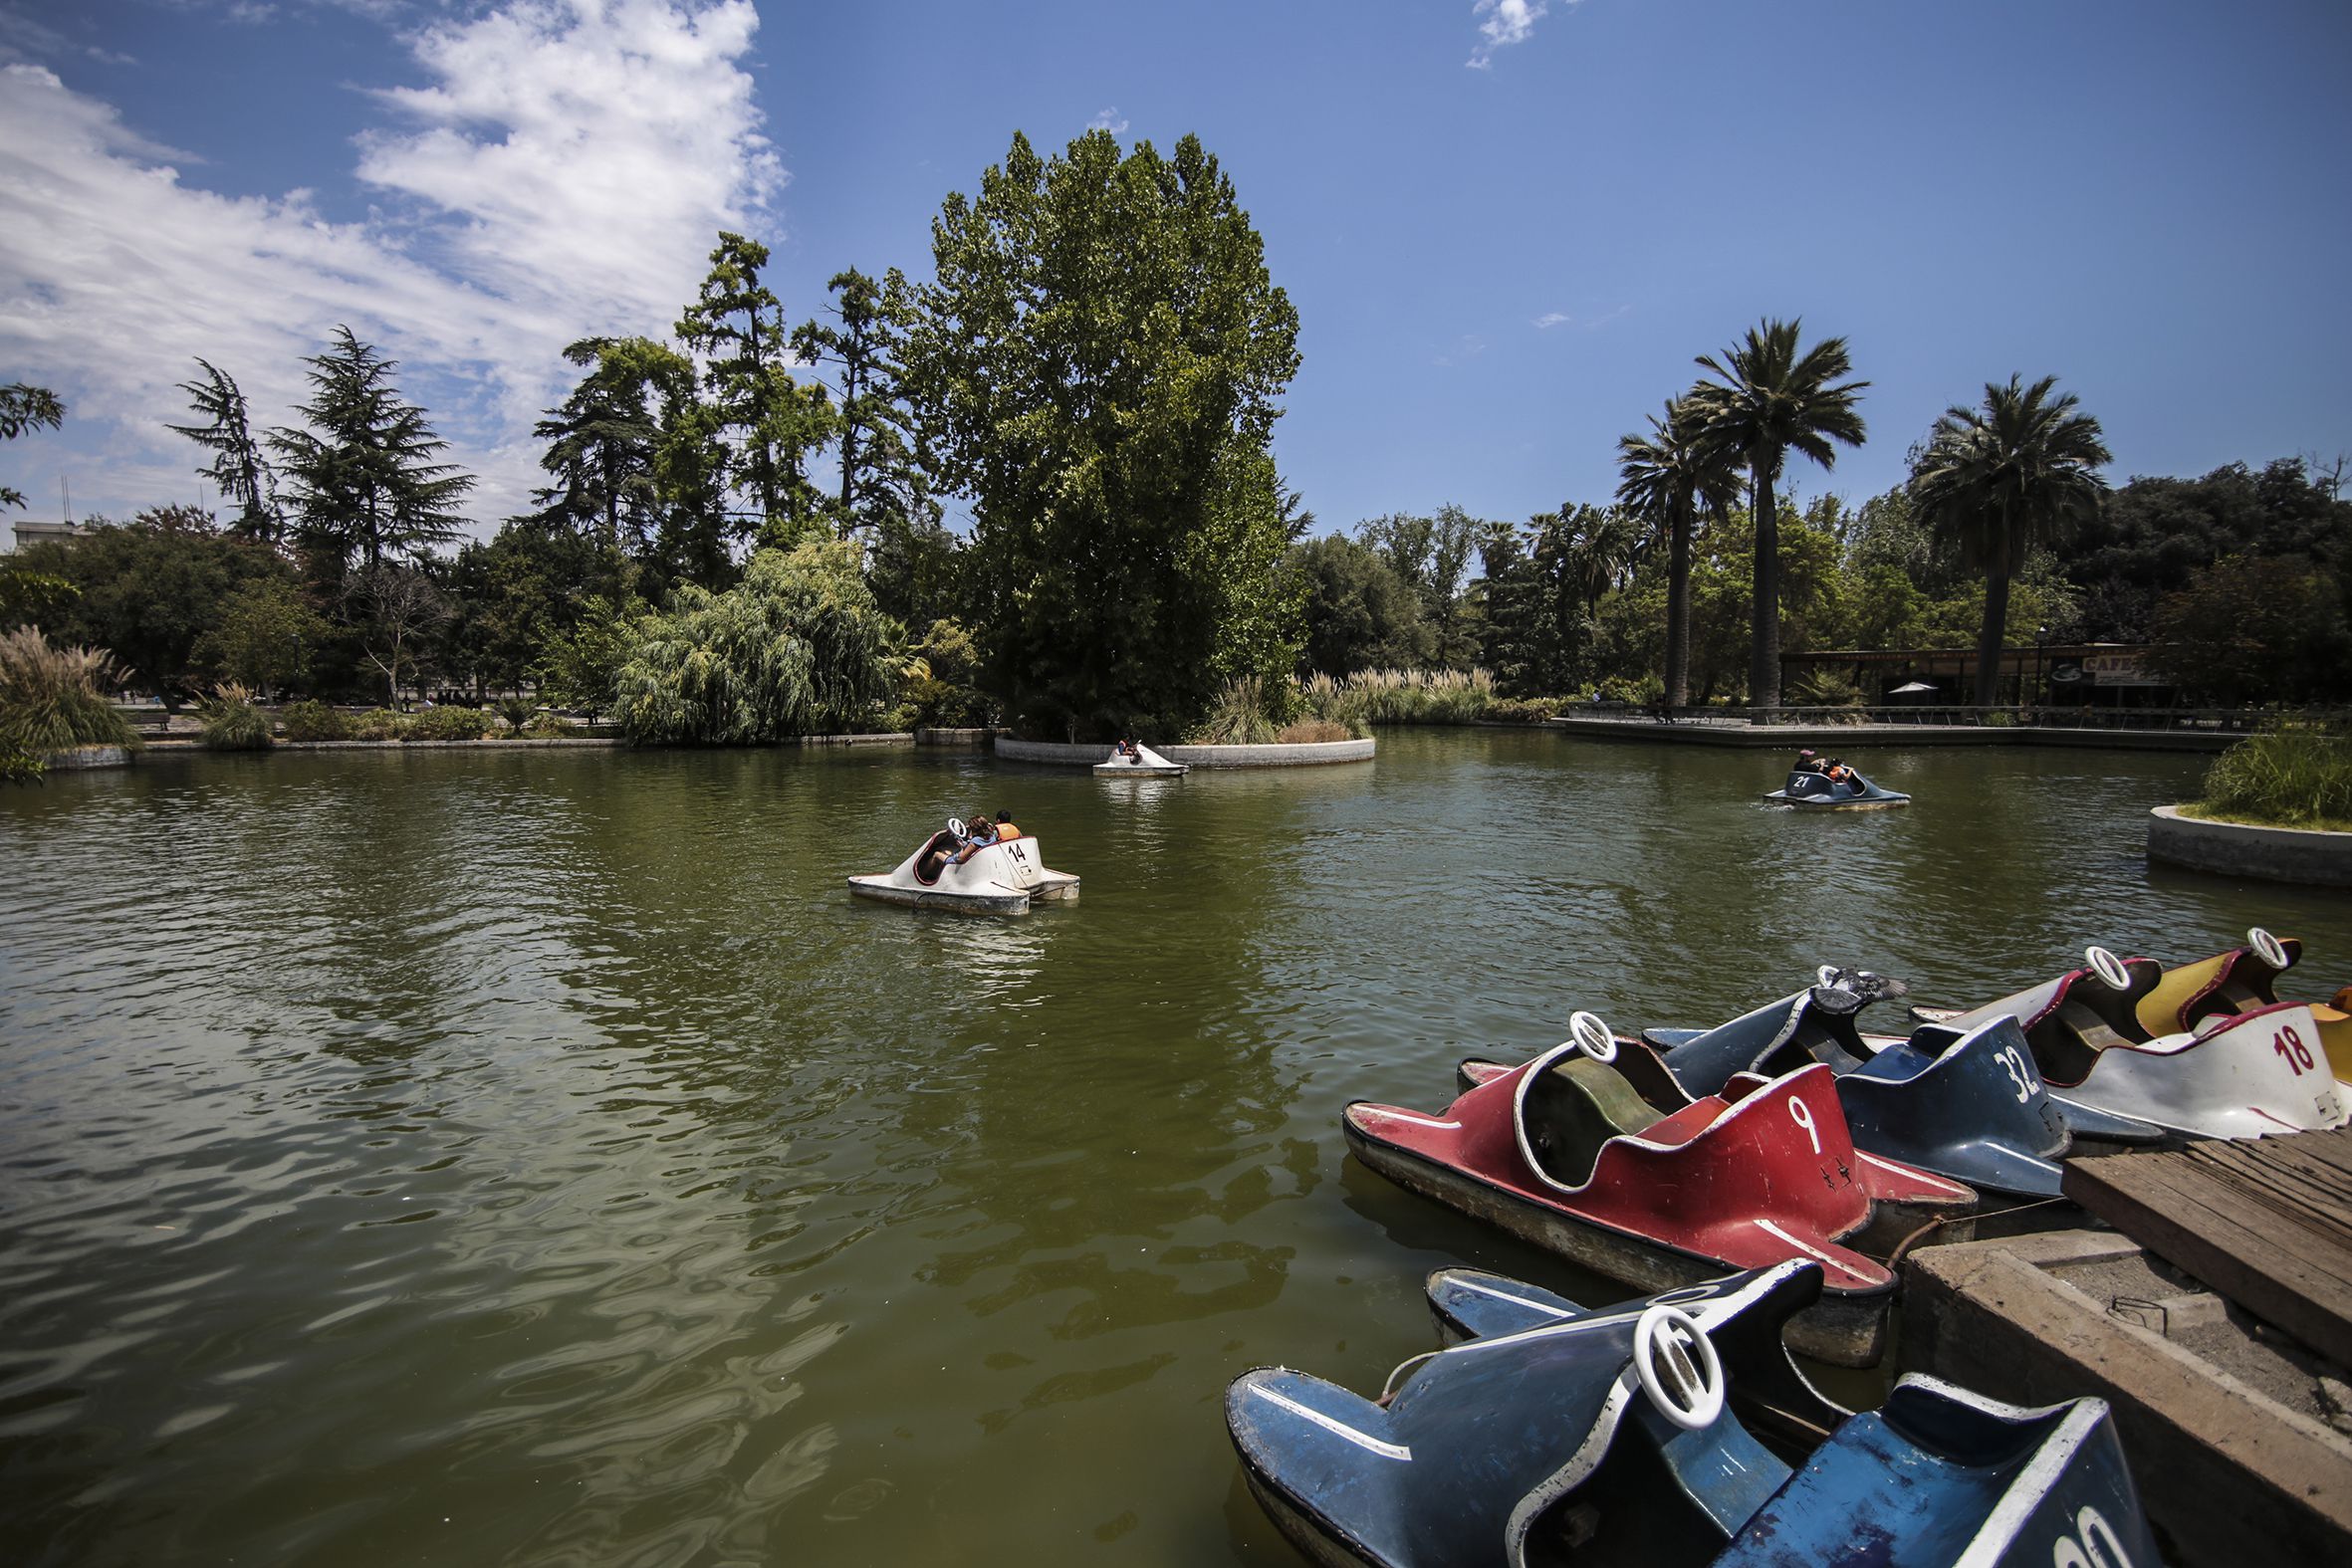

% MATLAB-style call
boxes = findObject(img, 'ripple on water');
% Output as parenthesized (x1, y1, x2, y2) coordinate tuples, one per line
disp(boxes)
(0, 738, 2339, 1566)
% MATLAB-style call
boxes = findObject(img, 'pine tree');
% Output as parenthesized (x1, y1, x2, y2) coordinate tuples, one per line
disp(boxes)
(269, 328, 474, 571)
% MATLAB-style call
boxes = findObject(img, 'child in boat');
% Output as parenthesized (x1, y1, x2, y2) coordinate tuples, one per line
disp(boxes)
(992, 811, 1021, 841)
(946, 810, 1000, 866)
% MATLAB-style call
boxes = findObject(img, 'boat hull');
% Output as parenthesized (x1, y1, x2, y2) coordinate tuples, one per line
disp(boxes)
(1763, 789, 1910, 810)
(1342, 1115, 1894, 1367)
(1093, 762, 1186, 777)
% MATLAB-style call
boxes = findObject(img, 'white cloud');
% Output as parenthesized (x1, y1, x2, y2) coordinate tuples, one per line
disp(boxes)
(1469, 0, 1556, 70)
(0, 0, 779, 530)
(1087, 107, 1129, 135)
(1533, 312, 1570, 329)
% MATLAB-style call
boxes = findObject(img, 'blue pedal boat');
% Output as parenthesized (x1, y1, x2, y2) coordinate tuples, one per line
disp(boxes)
(1632, 976, 2169, 1191)
(1763, 766, 1909, 809)
(1226, 1258, 2158, 1568)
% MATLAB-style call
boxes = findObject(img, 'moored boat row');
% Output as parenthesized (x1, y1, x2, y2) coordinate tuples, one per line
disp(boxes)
(1228, 925, 2351, 1564)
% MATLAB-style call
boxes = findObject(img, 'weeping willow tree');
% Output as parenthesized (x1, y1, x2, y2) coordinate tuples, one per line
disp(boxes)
(612, 540, 897, 744)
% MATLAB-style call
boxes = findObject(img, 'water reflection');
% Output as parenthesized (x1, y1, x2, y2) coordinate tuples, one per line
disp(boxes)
(1, 734, 2343, 1568)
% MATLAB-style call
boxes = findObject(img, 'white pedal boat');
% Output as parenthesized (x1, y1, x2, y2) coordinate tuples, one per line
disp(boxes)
(1945, 945, 2347, 1141)
(1094, 743, 1187, 778)
(846, 820, 1079, 915)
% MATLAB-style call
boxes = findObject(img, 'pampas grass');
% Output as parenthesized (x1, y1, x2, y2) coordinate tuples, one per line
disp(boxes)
(0, 626, 136, 756)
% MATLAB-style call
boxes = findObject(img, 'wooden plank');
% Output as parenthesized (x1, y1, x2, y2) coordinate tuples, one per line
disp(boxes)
(2063, 1127, 2352, 1367)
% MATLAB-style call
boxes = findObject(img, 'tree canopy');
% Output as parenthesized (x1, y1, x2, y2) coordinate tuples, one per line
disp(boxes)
(906, 129, 1302, 738)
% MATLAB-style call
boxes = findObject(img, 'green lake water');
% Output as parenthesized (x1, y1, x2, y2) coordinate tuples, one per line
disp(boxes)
(3, 730, 2347, 1567)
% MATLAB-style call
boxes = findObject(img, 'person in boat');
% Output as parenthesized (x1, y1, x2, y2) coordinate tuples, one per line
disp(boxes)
(1114, 737, 1141, 763)
(946, 810, 1001, 867)
(992, 810, 1021, 841)
(1794, 749, 1825, 774)
(917, 820, 967, 881)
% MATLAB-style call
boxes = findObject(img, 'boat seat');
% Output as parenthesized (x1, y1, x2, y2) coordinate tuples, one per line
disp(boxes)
(2032, 1000, 2125, 1086)
(1521, 1057, 1659, 1187)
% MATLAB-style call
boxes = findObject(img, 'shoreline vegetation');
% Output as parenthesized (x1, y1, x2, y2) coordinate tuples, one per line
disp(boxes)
(8, 127, 2352, 781)
(2179, 726, 2352, 832)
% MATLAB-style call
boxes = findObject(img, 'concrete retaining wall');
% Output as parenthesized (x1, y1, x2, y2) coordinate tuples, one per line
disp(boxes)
(995, 737, 1374, 769)
(43, 745, 132, 770)
(2147, 804, 2352, 887)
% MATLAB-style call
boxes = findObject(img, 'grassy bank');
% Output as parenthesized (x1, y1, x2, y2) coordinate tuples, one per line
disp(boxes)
(2187, 726, 2352, 831)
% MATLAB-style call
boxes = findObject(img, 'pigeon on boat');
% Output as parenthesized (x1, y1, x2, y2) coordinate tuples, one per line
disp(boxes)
(845, 818, 1078, 915)
(1343, 1013, 1976, 1367)
(1227, 1257, 2159, 1568)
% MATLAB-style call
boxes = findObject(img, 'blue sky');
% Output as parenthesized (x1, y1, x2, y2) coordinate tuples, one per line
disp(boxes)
(3, 0, 2349, 540)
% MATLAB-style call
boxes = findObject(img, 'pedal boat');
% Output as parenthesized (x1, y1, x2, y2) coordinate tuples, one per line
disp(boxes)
(1093, 742, 1187, 777)
(2139, 927, 2352, 1085)
(1946, 946, 2348, 1141)
(845, 822, 1078, 915)
(1228, 1257, 2157, 1568)
(1763, 766, 1909, 809)
(1604, 973, 2167, 1195)
(1342, 1017, 1977, 1367)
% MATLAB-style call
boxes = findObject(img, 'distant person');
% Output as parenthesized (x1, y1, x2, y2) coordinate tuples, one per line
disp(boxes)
(993, 810, 1022, 841)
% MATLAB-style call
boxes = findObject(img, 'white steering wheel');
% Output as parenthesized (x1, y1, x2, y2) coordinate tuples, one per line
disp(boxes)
(2085, 946, 2132, 991)
(1632, 1303, 1725, 1432)
(1567, 1010, 1618, 1065)
(1815, 964, 1843, 990)
(2249, 927, 2290, 971)
(947, 816, 966, 839)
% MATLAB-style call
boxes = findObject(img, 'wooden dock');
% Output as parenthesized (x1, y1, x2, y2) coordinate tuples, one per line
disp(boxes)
(2061, 1126, 2352, 1366)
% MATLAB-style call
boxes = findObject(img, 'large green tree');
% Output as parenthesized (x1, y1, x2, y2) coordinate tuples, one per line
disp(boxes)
(11, 508, 295, 705)
(1617, 396, 1741, 707)
(1358, 506, 1482, 667)
(168, 359, 281, 542)
(677, 233, 833, 544)
(1908, 374, 2110, 704)
(270, 328, 475, 572)
(1288, 535, 1431, 675)
(906, 129, 1302, 737)
(793, 267, 935, 544)
(1687, 320, 1868, 709)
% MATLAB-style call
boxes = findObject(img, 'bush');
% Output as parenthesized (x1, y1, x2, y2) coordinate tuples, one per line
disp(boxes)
(1187, 676, 1281, 745)
(1595, 672, 1665, 708)
(402, 706, 491, 742)
(495, 696, 535, 735)
(1274, 718, 1352, 744)
(0, 626, 138, 756)
(1315, 667, 1496, 727)
(1296, 671, 1373, 738)
(1484, 697, 1558, 725)
(613, 541, 897, 744)
(522, 712, 577, 739)
(198, 682, 274, 750)
(349, 708, 403, 741)
(278, 699, 353, 742)
(1786, 669, 1862, 707)
(2197, 726, 2352, 828)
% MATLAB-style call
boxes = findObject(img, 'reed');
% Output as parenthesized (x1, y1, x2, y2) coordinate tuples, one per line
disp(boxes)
(1189, 676, 1281, 745)
(1307, 667, 1496, 727)
(198, 682, 274, 750)
(0, 626, 137, 756)
(2196, 726, 2352, 829)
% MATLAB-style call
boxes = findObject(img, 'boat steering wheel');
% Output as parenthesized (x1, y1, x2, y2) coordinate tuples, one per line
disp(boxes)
(947, 816, 967, 839)
(2249, 927, 2291, 971)
(1632, 1303, 1725, 1432)
(1566, 1009, 1618, 1065)
(2085, 946, 2132, 991)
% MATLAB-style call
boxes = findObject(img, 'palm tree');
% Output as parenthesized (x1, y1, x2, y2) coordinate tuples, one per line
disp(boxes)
(1618, 396, 1742, 708)
(1687, 320, 1868, 709)
(1907, 374, 2110, 706)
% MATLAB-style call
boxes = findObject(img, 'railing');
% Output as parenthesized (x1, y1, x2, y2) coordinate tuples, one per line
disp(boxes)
(1563, 703, 2350, 734)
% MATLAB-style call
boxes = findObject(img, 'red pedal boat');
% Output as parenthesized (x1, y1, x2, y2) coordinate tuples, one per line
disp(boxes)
(1343, 1016, 1977, 1367)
